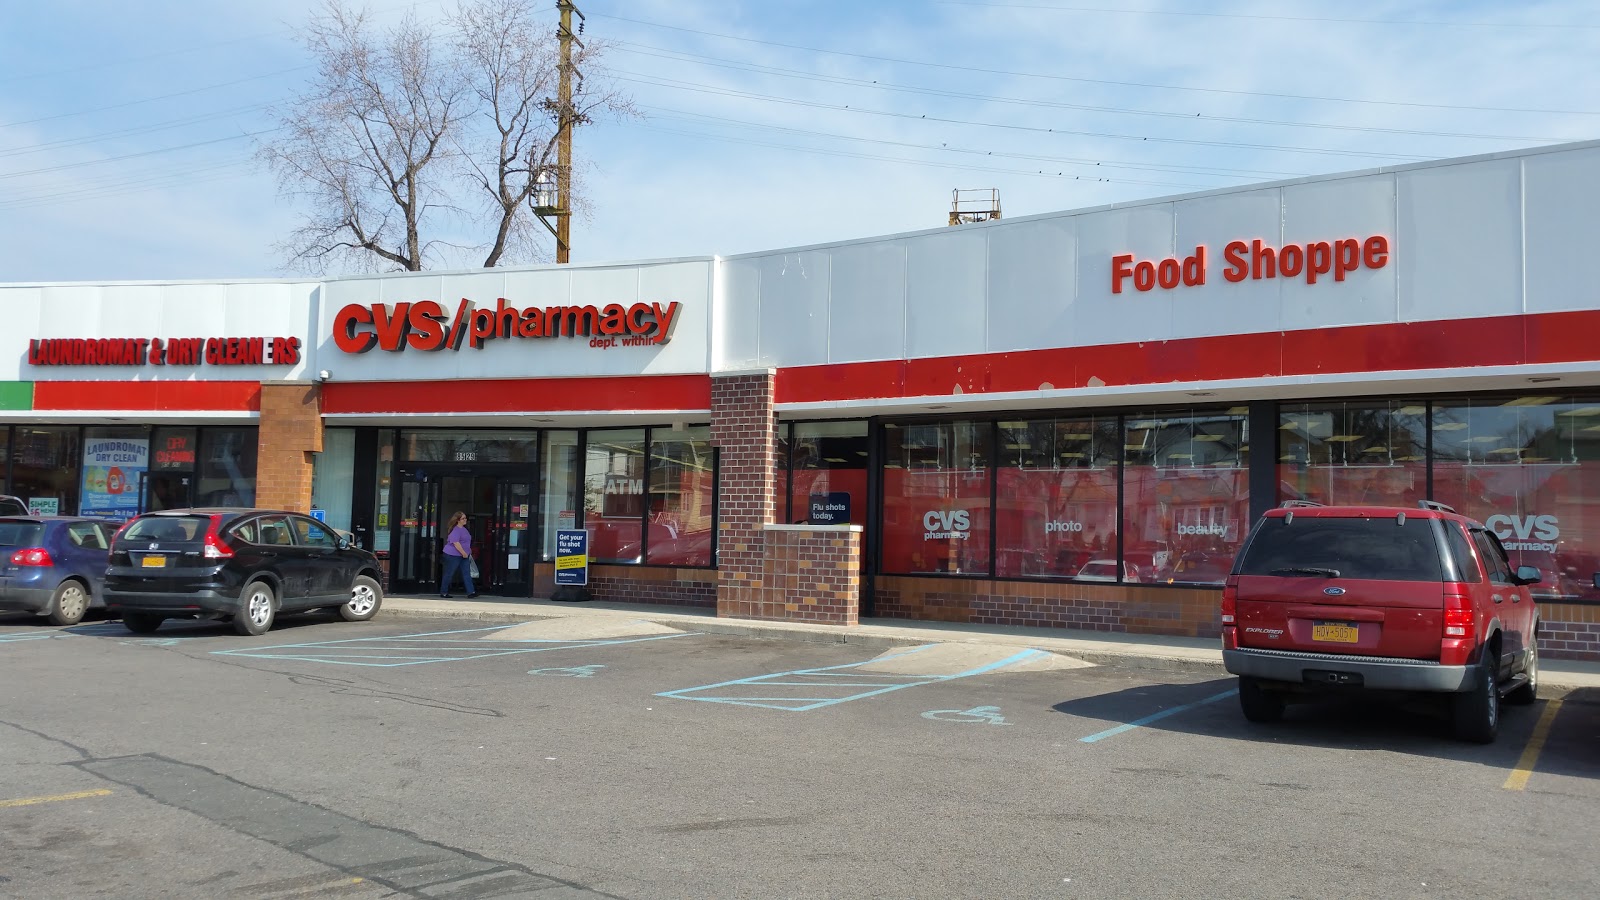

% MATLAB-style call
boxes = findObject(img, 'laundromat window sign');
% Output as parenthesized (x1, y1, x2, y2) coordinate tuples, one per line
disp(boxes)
(1111, 235, 1390, 294)
(333, 298, 682, 353)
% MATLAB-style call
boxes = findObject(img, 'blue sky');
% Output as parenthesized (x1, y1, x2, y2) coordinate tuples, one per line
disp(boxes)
(2, 0, 1597, 281)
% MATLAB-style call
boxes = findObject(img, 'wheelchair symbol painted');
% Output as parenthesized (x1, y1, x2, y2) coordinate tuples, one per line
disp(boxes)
(921, 705, 1010, 725)
(119, 638, 181, 647)
(528, 664, 605, 678)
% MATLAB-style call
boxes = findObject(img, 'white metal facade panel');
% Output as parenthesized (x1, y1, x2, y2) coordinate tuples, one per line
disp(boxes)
(828, 240, 907, 364)
(714, 257, 762, 370)
(1071, 203, 1177, 346)
(755, 251, 831, 368)
(905, 228, 987, 358)
(316, 260, 713, 381)
(1170, 188, 1283, 339)
(1396, 157, 1523, 323)
(1279, 173, 1397, 330)
(986, 216, 1075, 353)
(1524, 147, 1600, 314)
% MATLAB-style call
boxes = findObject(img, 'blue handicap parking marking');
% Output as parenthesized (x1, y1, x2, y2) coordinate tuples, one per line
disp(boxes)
(529, 664, 605, 678)
(212, 625, 697, 668)
(922, 705, 1010, 725)
(0, 631, 59, 644)
(657, 645, 1049, 712)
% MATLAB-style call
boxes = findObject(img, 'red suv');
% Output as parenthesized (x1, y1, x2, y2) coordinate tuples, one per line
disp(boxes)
(1222, 501, 1540, 743)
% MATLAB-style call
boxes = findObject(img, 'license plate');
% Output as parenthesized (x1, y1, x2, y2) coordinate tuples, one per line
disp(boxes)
(1312, 621, 1359, 643)
(141, 555, 167, 568)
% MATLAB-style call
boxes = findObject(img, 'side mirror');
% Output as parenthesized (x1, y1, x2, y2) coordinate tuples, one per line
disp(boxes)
(1514, 566, 1542, 586)
(336, 536, 352, 551)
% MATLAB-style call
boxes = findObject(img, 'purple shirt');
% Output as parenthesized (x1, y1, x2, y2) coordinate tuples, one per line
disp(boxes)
(443, 525, 471, 557)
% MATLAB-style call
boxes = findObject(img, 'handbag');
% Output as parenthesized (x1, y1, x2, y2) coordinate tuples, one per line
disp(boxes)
(469, 558, 481, 580)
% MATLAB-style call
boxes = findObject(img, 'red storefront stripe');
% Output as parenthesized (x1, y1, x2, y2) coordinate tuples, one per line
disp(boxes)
(321, 373, 712, 414)
(33, 381, 262, 412)
(777, 311, 1600, 404)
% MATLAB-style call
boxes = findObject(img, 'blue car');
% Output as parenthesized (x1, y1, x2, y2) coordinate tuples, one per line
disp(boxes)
(0, 516, 115, 626)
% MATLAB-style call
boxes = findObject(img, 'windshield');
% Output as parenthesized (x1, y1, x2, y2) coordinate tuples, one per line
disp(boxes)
(122, 515, 209, 543)
(1238, 516, 1444, 582)
(0, 521, 43, 547)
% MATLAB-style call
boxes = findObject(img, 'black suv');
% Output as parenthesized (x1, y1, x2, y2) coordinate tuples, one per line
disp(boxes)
(0, 495, 27, 516)
(104, 508, 384, 636)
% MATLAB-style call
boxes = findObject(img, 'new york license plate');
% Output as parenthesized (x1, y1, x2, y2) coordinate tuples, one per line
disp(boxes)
(141, 555, 167, 568)
(1311, 621, 1359, 643)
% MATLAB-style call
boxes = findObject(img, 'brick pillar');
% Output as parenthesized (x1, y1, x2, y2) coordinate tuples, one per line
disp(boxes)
(255, 381, 323, 512)
(711, 370, 779, 618)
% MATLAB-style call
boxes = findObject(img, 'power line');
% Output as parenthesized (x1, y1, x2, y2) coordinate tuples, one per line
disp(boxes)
(614, 42, 1578, 144)
(0, 131, 276, 181)
(611, 71, 1435, 161)
(0, 103, 276, 159)
(0, 158, 256, 210)
(0, 67, 306, 131)
(592, 12, 1600, 117)
(932, 1, 1600, 30)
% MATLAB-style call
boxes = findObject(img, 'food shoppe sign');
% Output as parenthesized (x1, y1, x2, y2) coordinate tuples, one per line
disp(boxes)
(332, 298, 682, 353)
(1112, 235, 1390, 294)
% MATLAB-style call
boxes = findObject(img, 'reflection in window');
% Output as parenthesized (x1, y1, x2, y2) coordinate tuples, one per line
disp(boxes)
(994, 417, 1119, 579)
(541, 431, 581, 560)
(647, 427, 715, 566)
(1278, 401, 1428, 507)
(880, 421, 991, 575)
(311, 428, 356, 532)
(11, 427, 81, 516)
(1123, 409, 1248, 585)
(402, 430, 537, 463)
(1432, 396, 1600, 601)
(196, 428, 257, 508)
(788, 421, 868, 526)
(584, 429, 645, 563)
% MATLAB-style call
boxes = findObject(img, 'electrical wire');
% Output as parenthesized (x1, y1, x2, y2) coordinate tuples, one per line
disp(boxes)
(0, 67, 306, 131)
(931, 1, 1600, 30)
(0, 103, 277, 159)
(0, 130, 277, 181)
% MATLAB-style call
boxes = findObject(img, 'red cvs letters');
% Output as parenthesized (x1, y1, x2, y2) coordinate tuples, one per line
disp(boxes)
(1112, 236, 1389, 294)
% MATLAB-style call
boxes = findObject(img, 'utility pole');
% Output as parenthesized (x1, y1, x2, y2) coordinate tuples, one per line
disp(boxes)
(554, 0, 584, 264)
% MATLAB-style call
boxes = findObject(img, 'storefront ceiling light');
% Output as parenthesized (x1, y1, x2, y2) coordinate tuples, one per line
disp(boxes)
(1360, 447, 1390, 454)
(1465, 436, 1502, 443)
(823, 457, 848, 463)
(1560, 407, 1600, 416)
(1396, 406, 1426, 415)
(1059, 452, 1085, 458)
(1167, 453, 1194, 459)
(1487, 447, 1521, 454)
(1192, 434, 1225, 442)
(1124, 443, 1147, 450)
(856, 450, 869, 456)
(1521, 456, 1550, 462)
(1585, 424, 1600, 433)
(1502, 396, 1559, 406)
(1434, 422, 1469, 431)
(1227, 406, 1249, 415)
(1003, 443, 1030, 450)
(1059, 433, 1092, 440)
(1395, 455, 1424, 461)
(1324, 435, 1365, 442)
(1279, 421, 1301, 430)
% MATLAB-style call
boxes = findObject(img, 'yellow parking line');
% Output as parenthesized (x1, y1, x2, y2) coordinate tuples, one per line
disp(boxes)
(1504, 698, 1564, 791)
(0, 788, 113, 808)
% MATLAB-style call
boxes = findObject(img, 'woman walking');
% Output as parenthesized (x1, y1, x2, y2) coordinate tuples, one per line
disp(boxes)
(440, 511, 478, 599)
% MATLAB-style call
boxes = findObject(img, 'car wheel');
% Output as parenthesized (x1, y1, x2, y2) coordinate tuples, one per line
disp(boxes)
(1238, 676, 1286, 723)
(1451, 651, 1500, 744)
(233, 580, 277, 636)
(45, 580, 90, 627)
(1506, 637, 1539, 706)
(122, 612, 165, 634)
(339, 575, 383, 622)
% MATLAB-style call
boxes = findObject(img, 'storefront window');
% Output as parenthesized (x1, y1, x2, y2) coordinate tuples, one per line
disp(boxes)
(372, 430, 394, 554)
(80, 426, 150, 521)
(11, 427, 80, 516)
(1123, 409, 1248, 584)
(995, 417, 1119, 579)
(1432, 396, 1600, 601)
(0, 427, 8, 494)
(311, 428, 356, 533)
(1278, 401, 1428, 508)
(195, 428, 257, 507)
(788, 421, 868, 526)
(584, 429, 646, 563)
(402, 430, 537, 463)
(541, 431, 580, 560)
(646, 427, 715, 566)
(881, 421, 992, 576)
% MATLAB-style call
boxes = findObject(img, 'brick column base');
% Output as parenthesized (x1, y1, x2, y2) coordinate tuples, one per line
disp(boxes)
(752, 525, 861, 625)
(255, 382, 323, 512)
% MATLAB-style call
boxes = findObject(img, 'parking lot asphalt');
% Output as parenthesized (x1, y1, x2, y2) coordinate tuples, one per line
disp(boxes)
(2, 610, 1597, 899)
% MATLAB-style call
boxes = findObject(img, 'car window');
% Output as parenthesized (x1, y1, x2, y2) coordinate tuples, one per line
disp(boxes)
(123, 515, 206, 542)
(1442, 523, 1482, 583)
(0, 521, 44, 547)
(66, 521, 108, 550)
(231, 519, 260, 544)
(0, 498, 27, 516)
(1237, 515, 1445, 581)
(1472, 530, 1514, 585)
(257, 516, 295, 546)
(294, 517, 339, 548)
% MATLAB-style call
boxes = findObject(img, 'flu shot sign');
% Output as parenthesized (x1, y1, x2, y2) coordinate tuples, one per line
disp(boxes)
(80, 438, 149, 519)
(555, 529, 588, 586)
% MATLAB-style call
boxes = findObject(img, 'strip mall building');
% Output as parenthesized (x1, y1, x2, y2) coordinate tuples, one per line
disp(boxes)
(5, 141, 1600, 660)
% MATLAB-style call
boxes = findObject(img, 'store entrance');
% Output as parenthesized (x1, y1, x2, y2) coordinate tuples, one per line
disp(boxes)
(390, 465, 534, 597)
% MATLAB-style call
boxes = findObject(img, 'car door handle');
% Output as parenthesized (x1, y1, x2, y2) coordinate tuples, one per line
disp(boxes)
(1492, 594, 1503, 603)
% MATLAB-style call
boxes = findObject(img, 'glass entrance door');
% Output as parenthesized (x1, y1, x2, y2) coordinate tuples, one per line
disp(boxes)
(391, 464, 534, 597)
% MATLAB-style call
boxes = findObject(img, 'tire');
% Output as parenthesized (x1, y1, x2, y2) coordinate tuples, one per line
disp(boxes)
(122, 612, 165, 634)
(1238, 676, 1286, 723)
(340, 575, 383, 622)
(233, 580, 277, 636)
(45, 580, 90, 627)
(1452, 650, 1500, 744)
(1506, 636, 1539, 706)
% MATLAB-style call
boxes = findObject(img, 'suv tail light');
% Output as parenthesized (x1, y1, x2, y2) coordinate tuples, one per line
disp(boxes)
(202, 514, 234, 560)
(1442, 586, 1475, 638)
(9, 547, 53, 567)
(1221, 577, 1239, 625)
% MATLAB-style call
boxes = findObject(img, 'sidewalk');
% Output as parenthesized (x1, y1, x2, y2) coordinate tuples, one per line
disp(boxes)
(380, 594, 1600, 688)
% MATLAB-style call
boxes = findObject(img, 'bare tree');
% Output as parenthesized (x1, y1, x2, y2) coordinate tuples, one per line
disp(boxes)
(261, 0, 630, 272)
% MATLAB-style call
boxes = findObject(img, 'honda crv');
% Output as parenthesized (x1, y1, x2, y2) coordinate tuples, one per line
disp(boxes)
(1222, 501, 1540, 743)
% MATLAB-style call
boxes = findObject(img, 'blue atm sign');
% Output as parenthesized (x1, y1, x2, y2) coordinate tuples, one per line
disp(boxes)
(555, 529, 588, 586)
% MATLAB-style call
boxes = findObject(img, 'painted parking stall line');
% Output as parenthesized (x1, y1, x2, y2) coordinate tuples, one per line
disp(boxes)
(1078, 688, 1239, 743)
(657, 645, 1049, 711)
(212, 624, 698, 668)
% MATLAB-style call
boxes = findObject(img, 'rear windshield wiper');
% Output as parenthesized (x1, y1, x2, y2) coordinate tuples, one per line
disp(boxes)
(1268, 566, 1341, 578)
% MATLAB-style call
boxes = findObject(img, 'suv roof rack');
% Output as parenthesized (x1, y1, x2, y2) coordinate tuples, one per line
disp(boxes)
(1416, 500, 1456, 514)
(1279, 500, 1324, 508)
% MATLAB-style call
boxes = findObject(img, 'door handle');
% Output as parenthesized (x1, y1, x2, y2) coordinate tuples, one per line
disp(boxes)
(1492, 594, 1503, 603)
